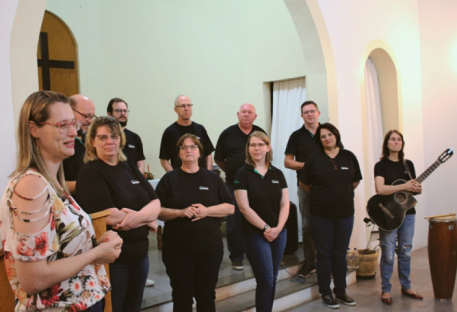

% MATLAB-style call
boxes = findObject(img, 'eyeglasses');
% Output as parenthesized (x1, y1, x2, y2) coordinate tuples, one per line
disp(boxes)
(302, 109, 317, 115)
(175, 104, 193, 109)
(40, 120, 81, 134)
(72, 108, 97, 120)
(96, 134, 120, 141)
(180, 144, 198, 151)
(113, 109, 129, 114)
(249, 143, 267, 148)
(329, 158, 338, 170)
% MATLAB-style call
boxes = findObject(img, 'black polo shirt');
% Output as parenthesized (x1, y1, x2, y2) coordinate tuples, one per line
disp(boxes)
(284, 125, 320, 185)
(374, 158, 416, 215)
(155, 168, 233, 254)
(76, 159, 157, 264)
(159, 121, 214, 169)
(123, 128, 145, 169)
(300, 149, 362, 219)
(214, 124, 266, 184)
(234, 164, 288, 235)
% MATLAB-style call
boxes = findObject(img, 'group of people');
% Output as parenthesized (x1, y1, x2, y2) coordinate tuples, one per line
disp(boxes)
(0, 91, 423, 312)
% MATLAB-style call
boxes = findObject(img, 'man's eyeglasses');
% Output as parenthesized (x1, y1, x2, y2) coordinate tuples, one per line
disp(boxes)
(113, 109, 130, 114)
(180, 144, 198, 151)
(40, 120, 81, 134)
(96, 134, 120, 141)
(175, 104, 193, 109)
(72, 108, 97, 120)
(302, 109, 317, 115)
(249, 143, 267, 148)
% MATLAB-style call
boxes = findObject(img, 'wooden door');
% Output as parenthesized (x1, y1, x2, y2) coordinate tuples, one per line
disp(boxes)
(37, 11, 79, 96)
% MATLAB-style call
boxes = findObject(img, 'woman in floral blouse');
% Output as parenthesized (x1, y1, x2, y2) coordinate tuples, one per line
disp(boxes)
(0, 91, 123, 312)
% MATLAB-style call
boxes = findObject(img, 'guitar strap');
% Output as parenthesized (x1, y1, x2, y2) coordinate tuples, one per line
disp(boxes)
(403, 160, 413, 180)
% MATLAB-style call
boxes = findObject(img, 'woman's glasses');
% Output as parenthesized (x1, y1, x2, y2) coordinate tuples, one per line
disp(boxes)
(40, 120, 81, 134)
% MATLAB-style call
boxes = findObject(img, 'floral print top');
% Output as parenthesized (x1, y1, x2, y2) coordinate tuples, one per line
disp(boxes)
(0, 170, 110, 311)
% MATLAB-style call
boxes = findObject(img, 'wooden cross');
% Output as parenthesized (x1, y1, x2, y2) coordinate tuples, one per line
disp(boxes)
(37, 32, 75, 91)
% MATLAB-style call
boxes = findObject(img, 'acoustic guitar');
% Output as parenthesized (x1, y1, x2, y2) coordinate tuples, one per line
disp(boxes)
(367, 148, 453, 231)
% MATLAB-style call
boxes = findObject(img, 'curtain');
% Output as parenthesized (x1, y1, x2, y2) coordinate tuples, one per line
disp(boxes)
(270, 77, 306, 241)
(365, 58, 384, 220)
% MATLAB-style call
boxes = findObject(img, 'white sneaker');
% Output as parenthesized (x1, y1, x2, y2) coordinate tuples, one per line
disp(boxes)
(145, 279, 155, 287)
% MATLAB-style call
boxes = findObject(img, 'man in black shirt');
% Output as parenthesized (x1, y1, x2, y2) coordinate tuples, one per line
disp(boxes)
(284, 100, 320, 278)
(63, 94, 96, 197)
(107, 98, 146, 173)
(215, 103, 266, 270)
(159, 95, 214, 172)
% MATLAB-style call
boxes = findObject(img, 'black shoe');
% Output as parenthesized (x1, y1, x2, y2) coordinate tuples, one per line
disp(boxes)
(335, 293, 356, 306)
(298, 262, 316, 278)
(231, 260, 244, 270)
(322, 295, 340, 309)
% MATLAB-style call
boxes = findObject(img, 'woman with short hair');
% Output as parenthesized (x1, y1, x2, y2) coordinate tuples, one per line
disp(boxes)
(234, 131, 290, 312)
(77, 116, 160, 312)
(156, 133, 234, 312)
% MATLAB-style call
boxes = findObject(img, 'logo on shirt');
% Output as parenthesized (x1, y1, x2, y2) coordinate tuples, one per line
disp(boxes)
(341, 167, 349, 170)
(272, 180, 279, 184)
(199, 186, 209, 190)
(131, 180, 140, 184)
(196, 136, 201, 140)
(234, 180, 240, 184)
(128, 144, 135, 148)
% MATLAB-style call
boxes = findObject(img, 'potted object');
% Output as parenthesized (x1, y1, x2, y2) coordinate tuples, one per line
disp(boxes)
(144, 165, 155, 180)
(356, 249, 379, 279)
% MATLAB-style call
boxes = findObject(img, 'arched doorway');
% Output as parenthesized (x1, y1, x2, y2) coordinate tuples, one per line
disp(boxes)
(37, 10, 79, 96)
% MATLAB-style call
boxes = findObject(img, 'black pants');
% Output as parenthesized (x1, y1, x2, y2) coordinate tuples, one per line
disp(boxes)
(163, 247, 223, 312)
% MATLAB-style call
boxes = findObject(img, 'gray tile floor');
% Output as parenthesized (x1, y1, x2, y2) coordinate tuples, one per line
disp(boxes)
(286, 247, 457, 311)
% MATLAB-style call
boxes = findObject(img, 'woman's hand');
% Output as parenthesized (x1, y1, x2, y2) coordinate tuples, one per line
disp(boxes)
(404, 180, 422, 193)
(264, 227, 282, 242)
(148, 220, 158, 233)
(180, 206, 198, 219)
(113, 208, 142, 231)
(192, 204, 209, 222)
(95, 231, 123, 264)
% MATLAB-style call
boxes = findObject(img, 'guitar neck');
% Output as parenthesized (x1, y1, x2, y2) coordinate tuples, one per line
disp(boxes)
(416, 160, 441, 184)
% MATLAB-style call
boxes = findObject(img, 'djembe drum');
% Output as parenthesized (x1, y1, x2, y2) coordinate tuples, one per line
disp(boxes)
(428, 215, 457, 300)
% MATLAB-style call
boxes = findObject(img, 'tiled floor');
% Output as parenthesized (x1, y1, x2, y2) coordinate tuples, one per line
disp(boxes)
(286, 247, 457, 311)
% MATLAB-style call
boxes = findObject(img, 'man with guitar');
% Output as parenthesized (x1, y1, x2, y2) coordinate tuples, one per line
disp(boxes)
(373, 130, 423, 304)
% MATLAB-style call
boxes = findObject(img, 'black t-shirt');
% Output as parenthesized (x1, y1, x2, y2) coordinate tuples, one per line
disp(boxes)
(214, 124, 266, 184)
(76, 159, 158, 263)
(300, 149, 362, 219)
(284, 125, 320, 185)
(123, 128, 146, 169)
(155, 168, 233, 253)
(374, 158, 417, 215)
(63, 137, 86, 181)
(159, 121, 214, 169)
(233, 164, 288, 235)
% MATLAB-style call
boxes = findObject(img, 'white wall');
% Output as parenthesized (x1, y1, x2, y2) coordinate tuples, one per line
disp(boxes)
(418, 1, 457, 224)
(307, 0, 426, 249)
(45, 0, 308, 178)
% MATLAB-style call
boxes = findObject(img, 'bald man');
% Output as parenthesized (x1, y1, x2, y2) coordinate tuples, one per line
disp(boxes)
(63, 94, 96, 195)
(214, 104, 266, 270)
(159, 95, 214, 172)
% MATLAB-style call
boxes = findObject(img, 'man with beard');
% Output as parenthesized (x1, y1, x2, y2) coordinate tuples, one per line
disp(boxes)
(107, 97, 145, 173)
(214, 103, 266, 270)
(159, 95, 214, 172)
(64, 94, 96, 197)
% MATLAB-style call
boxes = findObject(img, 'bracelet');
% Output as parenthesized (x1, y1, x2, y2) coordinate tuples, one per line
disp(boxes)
(263, 224, 270, 233)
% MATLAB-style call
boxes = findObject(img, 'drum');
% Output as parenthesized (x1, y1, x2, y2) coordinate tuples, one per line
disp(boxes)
(428, 216, 457, 300)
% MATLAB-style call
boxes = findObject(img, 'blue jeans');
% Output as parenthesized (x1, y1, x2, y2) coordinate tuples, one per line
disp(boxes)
(379, 214, 415, 293)
(244, 229, 287, 312)
(109, 255, 149, 312)
(297, 188, 315, 265)
(226, 182, 245, 262)
(311, 215, 354, 297)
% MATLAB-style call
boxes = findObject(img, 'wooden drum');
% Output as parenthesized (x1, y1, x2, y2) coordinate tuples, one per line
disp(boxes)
(428, 216, 457, 300)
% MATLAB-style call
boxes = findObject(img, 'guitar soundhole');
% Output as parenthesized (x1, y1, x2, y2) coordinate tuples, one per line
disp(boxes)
(395, 192, 407, 204)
